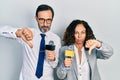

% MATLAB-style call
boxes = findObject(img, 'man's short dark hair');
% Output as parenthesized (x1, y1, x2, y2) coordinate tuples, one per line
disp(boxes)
(36, 4, 54, 18)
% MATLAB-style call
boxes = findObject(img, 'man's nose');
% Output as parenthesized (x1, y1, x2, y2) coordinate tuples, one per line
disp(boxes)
(43, 21, 47, 26)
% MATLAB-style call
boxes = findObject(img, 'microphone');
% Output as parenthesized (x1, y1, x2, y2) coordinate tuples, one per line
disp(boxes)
(46, 40, 55, 50)
(65, 45, 74, 58)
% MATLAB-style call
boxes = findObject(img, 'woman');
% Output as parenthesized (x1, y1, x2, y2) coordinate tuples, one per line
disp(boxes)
(57, 19, 113, 80)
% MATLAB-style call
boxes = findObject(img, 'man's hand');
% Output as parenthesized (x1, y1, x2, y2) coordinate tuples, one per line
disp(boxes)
(15, 28, 33, 48)
(46, 50, 56, 61)
(85, 39, 102, 55)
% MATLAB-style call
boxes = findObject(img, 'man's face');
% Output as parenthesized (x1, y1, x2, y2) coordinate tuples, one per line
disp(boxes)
(36, 10, 53, 33)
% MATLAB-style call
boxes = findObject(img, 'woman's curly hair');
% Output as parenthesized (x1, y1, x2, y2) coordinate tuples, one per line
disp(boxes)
(63, 19, 96, 49)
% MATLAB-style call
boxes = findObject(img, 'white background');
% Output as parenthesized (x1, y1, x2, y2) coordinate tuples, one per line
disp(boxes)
(0, 0, 120, 80)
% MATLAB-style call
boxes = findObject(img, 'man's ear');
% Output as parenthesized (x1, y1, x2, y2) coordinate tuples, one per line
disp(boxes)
(35, 16, 38, 22)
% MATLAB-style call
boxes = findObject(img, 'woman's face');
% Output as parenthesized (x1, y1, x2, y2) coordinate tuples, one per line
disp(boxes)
(74, 24, 86, 44)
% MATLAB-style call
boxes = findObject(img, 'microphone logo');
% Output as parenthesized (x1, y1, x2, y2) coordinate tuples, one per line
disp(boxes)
(46, 40, 55, 50)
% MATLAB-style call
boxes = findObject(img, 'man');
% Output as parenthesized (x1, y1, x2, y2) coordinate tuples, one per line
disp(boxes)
(0, 4, 61, 80)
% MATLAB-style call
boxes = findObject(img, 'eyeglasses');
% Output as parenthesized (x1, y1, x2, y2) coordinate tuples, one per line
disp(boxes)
(38, 18, 52, 24)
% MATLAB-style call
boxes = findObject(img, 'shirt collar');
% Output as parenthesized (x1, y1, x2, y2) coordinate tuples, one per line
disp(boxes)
(36, 28, 50, 37)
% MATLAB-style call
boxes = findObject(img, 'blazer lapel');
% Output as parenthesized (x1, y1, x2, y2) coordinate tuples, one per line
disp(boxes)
(85, 50, 92, 80)
(85, 50, 89, 61)
(85, 50, 93, 67)
(70, 44, 78, 80)
(72, 54, 78, 80)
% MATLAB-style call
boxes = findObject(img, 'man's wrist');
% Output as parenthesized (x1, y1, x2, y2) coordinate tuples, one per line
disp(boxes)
(15, 29, 23, 37)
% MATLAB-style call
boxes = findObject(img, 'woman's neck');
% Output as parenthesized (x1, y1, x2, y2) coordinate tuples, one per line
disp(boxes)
(75, 43, 83, 49)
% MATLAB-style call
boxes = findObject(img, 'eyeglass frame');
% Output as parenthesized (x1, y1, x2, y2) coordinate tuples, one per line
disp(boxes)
(38, 18, 53, 24)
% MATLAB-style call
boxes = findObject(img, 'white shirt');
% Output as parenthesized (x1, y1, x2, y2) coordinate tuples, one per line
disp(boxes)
(74, 45, 90, 80)
(0, 26, 61, 80)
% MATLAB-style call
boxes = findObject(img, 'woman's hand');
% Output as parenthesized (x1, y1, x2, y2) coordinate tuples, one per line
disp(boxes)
(85, 39, 101, 55)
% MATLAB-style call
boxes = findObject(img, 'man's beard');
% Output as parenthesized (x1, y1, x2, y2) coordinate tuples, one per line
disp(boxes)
(40, 26, 50, 33)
